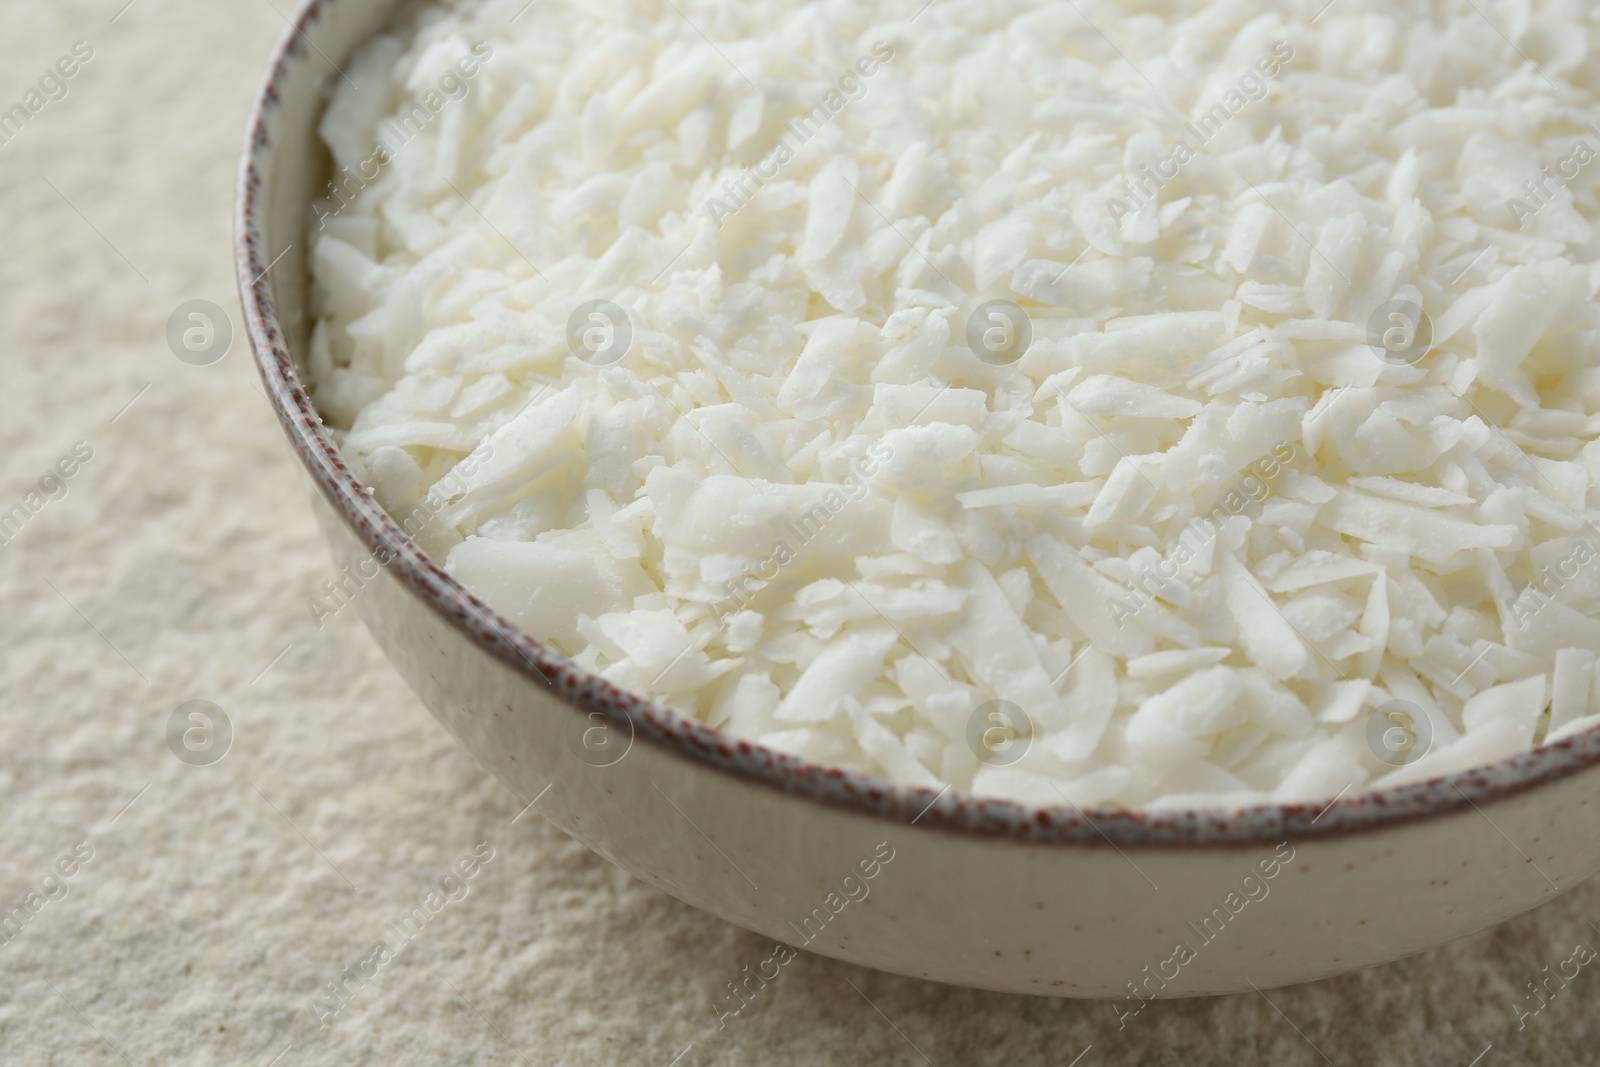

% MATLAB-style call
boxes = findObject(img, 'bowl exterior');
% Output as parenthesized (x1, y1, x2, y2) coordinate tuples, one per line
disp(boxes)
(241, 0, 1600, 998)
(305, 486, 1600, 997)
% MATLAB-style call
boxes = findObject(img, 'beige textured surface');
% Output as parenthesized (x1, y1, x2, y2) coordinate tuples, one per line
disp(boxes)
(2, 2, 1599, 1064)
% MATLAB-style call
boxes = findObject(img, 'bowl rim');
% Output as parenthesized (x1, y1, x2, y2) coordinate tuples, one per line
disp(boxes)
(235, 0, 1600, 849)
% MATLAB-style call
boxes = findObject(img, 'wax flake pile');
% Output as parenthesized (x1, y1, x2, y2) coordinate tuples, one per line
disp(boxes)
(310, 0, 1600, 809)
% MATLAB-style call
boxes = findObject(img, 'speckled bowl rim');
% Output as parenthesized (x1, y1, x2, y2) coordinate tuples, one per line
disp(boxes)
(235, 0, 1600, 849)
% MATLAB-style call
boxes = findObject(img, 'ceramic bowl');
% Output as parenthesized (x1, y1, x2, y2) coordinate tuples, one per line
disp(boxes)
(236, 0, 1600, 998)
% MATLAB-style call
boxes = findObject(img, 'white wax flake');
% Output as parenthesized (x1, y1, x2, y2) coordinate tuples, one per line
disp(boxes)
(1549, 649, 1596, 735)
(310, 0, 1600, 811)
(1125, 648, 1232, 679)
(956, 483, 1102, 510)
(1220, 551, 1308, 681)
(774, 626, 899, 723)
(953, 560, 1063, 730)
(1313, 680, 1371, 725)
(1041, 646, 1119, 764)
(447, 537, 620, 645)
(1321, 490, 1519, 564)
(1084, 458, 1157, 529)
(1126, 667, 1247, 771)
(1028, 535, 1153, 659)
(1064, 376, 1203, 420)
(1461, 675, 1548, 751)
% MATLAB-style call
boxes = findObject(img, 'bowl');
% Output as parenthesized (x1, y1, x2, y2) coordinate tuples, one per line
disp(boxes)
(236, 0, 1600, 998)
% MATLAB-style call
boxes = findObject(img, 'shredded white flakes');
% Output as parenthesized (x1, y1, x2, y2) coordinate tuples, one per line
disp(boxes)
(309, 0, 1600, 810)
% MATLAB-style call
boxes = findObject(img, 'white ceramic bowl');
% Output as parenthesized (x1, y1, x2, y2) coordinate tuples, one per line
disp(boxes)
(237, 0, 1600, 998)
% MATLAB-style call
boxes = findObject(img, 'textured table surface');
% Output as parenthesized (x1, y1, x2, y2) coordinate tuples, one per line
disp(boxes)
(1, 2, 1598, 1064)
